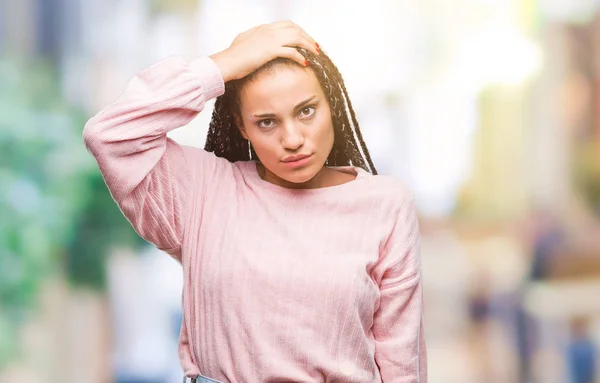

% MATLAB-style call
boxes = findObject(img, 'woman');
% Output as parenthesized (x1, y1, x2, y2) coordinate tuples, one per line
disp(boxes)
(83, 20, 426, 383)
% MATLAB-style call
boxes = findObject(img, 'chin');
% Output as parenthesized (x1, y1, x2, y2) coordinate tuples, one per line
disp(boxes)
(278, 164, 321, 184)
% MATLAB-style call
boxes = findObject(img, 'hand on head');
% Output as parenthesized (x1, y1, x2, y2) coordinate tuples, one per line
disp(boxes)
(210, 20, 320, 82)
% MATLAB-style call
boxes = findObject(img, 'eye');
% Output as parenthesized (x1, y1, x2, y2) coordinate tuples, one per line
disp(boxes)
(299, 105, 316, 118)
(257, 119, 276, 129)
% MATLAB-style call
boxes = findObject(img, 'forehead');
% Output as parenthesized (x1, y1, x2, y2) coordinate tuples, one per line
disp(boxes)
(239, 65, 324, 112)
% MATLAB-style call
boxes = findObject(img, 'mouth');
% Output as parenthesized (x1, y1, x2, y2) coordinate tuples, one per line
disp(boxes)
(281, 153, 314, 167)
(282, 153, 312, 163)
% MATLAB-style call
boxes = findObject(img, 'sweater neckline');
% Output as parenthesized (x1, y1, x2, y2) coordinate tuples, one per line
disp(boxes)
(241, 161, 369, 197)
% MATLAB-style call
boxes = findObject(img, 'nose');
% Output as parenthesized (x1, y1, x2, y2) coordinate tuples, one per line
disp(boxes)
(281, 121, 304, 150)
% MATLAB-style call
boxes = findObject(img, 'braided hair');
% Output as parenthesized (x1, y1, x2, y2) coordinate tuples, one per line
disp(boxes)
(204, 47, 378, 175)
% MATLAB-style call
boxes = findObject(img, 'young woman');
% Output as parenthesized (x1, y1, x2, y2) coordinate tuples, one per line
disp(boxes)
(83, 20, 426, 383)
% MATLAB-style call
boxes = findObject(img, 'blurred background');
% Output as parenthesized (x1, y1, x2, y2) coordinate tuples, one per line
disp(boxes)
(2, 0, 600, 382)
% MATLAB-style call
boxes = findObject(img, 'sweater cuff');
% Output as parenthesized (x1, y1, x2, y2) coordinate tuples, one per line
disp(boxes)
(189, 56, 225, 101)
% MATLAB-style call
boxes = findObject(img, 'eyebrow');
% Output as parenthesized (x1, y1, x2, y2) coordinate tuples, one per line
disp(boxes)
(251, 96, 318, 119)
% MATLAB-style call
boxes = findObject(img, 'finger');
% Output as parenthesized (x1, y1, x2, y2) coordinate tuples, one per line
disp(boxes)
(300, 31, 319, 55)
(281, 25, 319, 55)
(288, 34, 319, 57)
(276, 47, 309, 67)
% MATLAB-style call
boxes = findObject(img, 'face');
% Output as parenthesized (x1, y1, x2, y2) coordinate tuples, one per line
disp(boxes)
(237, 64, 334, 187)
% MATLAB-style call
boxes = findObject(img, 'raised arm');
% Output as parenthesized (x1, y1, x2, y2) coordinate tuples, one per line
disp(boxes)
(83, 21, 320, 259)
(83, 56, 225, 258)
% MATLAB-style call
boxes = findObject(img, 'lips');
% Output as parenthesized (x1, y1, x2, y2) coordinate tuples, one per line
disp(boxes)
(282, 153, 312, 163)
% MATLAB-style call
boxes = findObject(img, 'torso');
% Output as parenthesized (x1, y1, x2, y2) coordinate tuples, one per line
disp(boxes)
(178, 157, 412, 382)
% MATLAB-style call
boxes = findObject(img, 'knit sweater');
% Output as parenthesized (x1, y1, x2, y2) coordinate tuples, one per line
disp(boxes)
(82, 55, 426, 383)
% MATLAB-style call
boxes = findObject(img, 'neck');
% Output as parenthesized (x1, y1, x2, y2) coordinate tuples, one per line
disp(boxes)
(257, 163, 330, 190)
(256, 163, 356, 190)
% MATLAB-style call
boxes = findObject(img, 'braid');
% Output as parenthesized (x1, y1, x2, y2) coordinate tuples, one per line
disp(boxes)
(322, 55, 378, 174)
(205, 82, 251, 162)
(204, 47, 378, 175)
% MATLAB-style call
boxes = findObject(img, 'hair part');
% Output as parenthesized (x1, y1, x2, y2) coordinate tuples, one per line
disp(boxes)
(204, 48, 378, 175)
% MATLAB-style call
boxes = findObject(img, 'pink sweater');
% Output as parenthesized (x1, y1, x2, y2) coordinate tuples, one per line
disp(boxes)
(83, 56, 426, 382)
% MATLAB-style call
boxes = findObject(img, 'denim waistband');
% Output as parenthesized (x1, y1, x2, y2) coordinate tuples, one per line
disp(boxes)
(183, 374, 223, 383)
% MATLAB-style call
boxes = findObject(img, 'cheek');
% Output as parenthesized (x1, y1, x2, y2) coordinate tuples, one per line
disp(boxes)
(315, 114, 335, 146)
(247, 130, 278, 159)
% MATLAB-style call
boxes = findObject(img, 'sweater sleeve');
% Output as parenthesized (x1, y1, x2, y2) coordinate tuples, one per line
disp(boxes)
(373, 193, 427, 382)
(82, 56, 225, 259)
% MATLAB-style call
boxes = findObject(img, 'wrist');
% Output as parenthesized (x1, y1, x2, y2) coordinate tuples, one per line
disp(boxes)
(210, 51, 234, 83)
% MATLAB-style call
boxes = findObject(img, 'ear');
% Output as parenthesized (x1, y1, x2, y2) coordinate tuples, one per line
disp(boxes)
(235, 115, 249, 140)
(239, 126, 249, 140)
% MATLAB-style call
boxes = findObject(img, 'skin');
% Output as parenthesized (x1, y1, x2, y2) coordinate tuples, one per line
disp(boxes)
(237, 64, 357, 189)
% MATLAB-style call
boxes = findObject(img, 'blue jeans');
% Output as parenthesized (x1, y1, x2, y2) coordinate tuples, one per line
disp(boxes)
(183, 374, 223, 383)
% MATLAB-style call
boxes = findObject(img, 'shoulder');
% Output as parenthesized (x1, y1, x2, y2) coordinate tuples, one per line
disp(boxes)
(178, 144, 237, 170)
(177, 144, 250, 182)
(179, 144, 220, 162)
(361, 171, 416, 209)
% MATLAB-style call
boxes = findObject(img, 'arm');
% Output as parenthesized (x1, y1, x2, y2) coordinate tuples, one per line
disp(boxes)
(82, 22, 320, 259)
(82, 56, 225, 258)
(373, 193, 427, 382)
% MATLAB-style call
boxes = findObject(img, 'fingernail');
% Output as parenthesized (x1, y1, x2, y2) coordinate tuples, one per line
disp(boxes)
(304, 60, 309, 67)
(316, 42, 320, 53)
